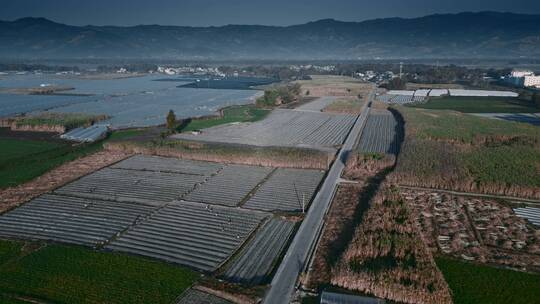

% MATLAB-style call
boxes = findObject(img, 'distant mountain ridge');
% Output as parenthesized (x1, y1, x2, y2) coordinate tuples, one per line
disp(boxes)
(1, 12, 539, 59)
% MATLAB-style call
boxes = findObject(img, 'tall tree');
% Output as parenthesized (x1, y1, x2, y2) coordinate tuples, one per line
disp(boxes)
(166, 110, 176, 131)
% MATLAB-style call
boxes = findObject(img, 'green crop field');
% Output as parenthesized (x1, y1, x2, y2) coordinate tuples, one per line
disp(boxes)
(108, 128, 147, 141)
(391, 106, 540, 198)
(0, 294, 30, 304)
(0, 139, 102, 189)
(180, 104, 269, 132)
(409, 96, 539, 113)
(436, 257, 540, 304)
(0, 139, 64, 164)
(397, 106, 540, 143)
(0, 240, 197, 304)
(0, 240, 23, 265)
(0, 129, 144, 189)
(462, 144, 540, 188)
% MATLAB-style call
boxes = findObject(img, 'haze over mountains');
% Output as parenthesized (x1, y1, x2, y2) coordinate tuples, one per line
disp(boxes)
(1, 11, 539, 60)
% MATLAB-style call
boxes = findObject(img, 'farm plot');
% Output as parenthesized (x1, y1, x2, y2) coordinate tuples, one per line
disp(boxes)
(177, 289, 232, 304)
(403, 189, 540, 272)
(331, 188, 453, 304)
(172, 109, 356, 149)
(429, 89, 449, 97)
(514, 206, 540, 226)
(60, 125, 108, 142)
(295, 96, 338, 112)
(106, 201, 268, 271)
(414, 89, 430, 97)
(411, 96, 538, 114)
(448, 89, 518, 97)
(111, 155, 223, 176)
(244, 168, 325, 212)
(183, 165, 273, 207)
(222, 217, 295, 285)
(55, 167, 206, 205)
(377, 94, 425, 104)
(376, 94, 395, 103)
(356, 111, 401, 154)
(0, 194, 155, 247)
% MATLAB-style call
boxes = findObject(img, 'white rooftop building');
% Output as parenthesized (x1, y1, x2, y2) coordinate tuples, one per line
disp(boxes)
(511, 70, 534, 78)
(523, 75, 540, 88)
(507, 70, 540, 88)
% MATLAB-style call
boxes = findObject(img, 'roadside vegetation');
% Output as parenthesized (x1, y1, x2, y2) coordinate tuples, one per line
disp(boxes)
(331, 186, 452, 304)
(305, 152, 395, 289)
(436, 257, 540, 304)
(0, 129, 145, 189)
(409, 96, 539, 113)
(179, 105, 270, 132)
(390, 106, 540, 199)
(0, 240, 197, 304)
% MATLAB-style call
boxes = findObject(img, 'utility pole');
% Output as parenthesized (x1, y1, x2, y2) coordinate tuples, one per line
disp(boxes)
(399, 62, 403, 79)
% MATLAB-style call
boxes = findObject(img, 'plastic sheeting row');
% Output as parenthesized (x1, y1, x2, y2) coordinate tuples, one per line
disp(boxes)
(60, 124, 109, 142)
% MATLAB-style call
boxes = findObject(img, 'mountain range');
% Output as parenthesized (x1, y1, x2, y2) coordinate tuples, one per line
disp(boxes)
(1, 12, 539, 60)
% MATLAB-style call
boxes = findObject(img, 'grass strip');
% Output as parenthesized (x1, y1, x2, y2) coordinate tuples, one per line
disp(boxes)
(436, 256, 540, 304)
(0, 240, 198, 304)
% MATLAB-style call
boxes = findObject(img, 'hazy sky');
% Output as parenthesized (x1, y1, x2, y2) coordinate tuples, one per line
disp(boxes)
(1, 0, 540, 26)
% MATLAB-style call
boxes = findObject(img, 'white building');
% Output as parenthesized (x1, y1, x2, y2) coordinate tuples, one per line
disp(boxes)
(511, 70, 534, 78)
(523, 75, 540, 88)
(507, 70, 540, 88)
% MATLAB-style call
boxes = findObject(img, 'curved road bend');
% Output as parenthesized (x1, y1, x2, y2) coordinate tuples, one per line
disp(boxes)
(263, 88, 374, 304)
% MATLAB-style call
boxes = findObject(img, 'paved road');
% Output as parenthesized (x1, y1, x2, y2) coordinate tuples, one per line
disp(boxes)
(263, 89, 374, 304)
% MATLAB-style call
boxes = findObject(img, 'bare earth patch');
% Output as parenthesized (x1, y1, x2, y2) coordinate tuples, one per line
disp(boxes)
(0, 150, 131, 213)
(323, 98, 365, 114)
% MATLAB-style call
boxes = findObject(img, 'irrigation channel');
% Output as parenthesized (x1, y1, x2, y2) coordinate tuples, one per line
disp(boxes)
(263, 87, 375, 304)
